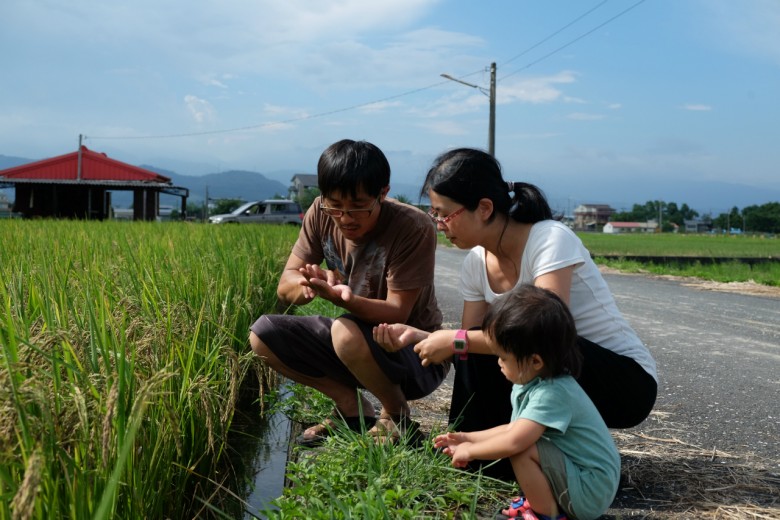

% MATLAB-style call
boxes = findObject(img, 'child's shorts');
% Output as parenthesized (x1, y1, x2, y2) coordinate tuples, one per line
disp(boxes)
(537, 438, 574, 518)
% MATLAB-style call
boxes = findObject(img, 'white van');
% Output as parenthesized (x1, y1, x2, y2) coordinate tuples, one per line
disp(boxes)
(208, 199, 304, 225)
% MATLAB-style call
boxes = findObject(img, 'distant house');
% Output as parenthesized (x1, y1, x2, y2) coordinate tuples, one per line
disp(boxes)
(573, 204, 615, 231)
(0, 146, 188, 221)
(603, 221, 658, 234)
(684, 219, 712, 233)
(289, 173, 318, 201)
(0, 192, 11, 215)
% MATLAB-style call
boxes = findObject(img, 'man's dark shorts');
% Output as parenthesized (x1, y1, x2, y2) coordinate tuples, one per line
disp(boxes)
(250, 314, 449, 400)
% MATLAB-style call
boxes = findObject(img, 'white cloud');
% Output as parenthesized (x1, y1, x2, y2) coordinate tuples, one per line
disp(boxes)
(681, 104, 713, 111)
(184, 95, 215, 123)
(499, 71, 578, 104)
(567, 112, 605, 121)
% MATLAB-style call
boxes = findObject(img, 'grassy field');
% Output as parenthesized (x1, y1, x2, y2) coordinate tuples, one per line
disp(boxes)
(3, 221, 777, 519)
(578, 232, 780, 286)
(0, 220, 298, 519)
(577, 231, 779, 258)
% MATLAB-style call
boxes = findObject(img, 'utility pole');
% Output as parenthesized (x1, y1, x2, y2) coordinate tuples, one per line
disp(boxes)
(488, 62, 496, 157)
(441, 62, 497, 156)
(77, 134, 83, 181)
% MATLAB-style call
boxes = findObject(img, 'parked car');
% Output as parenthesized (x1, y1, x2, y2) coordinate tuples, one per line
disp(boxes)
(208, 199, 304, 225)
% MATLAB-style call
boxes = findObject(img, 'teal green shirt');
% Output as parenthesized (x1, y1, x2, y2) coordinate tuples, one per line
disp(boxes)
(510, 376, 620, 519)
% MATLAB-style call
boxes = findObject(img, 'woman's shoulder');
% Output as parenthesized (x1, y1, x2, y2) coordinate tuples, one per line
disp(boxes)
(531, 219, 575, 235)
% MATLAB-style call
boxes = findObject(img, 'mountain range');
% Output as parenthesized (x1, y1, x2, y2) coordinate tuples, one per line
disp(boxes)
(2, 153, 779, 216)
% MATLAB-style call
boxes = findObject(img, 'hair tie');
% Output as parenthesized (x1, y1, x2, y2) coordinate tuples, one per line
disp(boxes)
(506, 181, 514, 193)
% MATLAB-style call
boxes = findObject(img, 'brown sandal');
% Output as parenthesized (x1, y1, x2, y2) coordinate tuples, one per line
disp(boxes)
(367, 414, 424, 445)
(296, 412, 377, 448)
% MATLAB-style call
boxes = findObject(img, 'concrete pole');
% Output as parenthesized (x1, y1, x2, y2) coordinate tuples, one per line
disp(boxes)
(488, 62, 496, 157)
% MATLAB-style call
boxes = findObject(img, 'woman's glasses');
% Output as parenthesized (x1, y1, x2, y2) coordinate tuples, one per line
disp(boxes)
(320, 196, 380, 219)
(427, 206, 466, 225)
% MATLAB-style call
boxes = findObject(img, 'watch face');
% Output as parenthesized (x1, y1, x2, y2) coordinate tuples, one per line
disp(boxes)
(453, 339, 467, 352)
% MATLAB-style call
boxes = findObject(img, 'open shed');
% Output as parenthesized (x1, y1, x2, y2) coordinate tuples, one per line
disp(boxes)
(0, 146, 189, 221)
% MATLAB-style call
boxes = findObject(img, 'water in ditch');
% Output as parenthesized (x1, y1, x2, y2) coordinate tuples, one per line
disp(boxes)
(216, 381, 292, 519)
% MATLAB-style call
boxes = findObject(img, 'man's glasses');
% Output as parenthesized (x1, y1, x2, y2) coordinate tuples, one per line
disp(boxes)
(427, 206, 466, 225)
(320, 196, 380, 219)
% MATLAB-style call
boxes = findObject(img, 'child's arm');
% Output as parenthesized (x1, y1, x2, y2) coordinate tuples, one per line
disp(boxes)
(438, 419, 546, 467)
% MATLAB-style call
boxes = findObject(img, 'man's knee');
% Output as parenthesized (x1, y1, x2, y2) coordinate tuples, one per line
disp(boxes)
(249, 331, 269, 357)
(331, 318, 369, 362)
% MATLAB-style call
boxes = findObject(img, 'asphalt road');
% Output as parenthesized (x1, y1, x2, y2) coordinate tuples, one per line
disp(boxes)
(434, 246, 780, 466)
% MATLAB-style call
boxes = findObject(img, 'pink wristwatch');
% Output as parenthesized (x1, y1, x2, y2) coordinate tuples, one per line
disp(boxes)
(452, 329, 469, 360)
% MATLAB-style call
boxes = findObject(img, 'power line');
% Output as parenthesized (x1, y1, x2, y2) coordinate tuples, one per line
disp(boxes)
(87, 82, 448, 140)
(499, 0, 610, 69)
(499, 0, 647, 82)
(88, 0, 645, 142)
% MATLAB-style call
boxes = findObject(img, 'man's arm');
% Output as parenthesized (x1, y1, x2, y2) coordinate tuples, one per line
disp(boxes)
(276, 253, 316, 305)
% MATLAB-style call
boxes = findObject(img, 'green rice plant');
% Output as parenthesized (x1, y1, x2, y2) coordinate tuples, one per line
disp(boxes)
(0, 220, 300, 519)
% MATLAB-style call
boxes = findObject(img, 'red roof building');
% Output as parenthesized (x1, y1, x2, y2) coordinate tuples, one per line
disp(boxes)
(0, 146, 188, 220)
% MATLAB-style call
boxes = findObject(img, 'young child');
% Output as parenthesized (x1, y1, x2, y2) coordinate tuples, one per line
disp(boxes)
(433, 285, 621, 520)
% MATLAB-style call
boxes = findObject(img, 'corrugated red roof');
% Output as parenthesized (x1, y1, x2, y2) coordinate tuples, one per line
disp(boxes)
(0, 146, 171, 183)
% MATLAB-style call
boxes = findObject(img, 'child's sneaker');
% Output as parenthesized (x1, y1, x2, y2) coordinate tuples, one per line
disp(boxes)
(494, 497, 569, 520)
(494, 497, 531, 519)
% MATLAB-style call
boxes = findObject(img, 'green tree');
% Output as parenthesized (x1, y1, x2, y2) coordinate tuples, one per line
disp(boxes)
(712, 206, 742, 232)
(296, 187, 321, 212)
(742, 202, 780, 233)
(212, 198, 244, 215)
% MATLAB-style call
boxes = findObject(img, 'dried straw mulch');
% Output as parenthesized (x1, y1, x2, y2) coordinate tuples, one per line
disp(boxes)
(606, 412, 780, 519)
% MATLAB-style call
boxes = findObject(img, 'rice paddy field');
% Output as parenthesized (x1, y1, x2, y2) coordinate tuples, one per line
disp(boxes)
(3, 221, 778, 519)
(0, 220, 299, 519)
(578, 232, 780, 286)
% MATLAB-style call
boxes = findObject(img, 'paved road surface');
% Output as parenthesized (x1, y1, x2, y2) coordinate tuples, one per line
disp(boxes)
(434, 246, 780, 465)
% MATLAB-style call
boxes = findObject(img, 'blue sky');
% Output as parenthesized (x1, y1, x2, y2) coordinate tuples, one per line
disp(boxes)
(2, 0, 779, 213)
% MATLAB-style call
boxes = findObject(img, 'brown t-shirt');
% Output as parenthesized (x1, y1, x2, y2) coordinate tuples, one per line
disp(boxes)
(293, 197, 442, 332)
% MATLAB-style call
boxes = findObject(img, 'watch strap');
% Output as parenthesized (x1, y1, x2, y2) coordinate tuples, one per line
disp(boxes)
(452, 329, 469, 360)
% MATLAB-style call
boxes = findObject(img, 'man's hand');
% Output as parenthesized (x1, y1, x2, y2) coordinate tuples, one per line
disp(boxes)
(298, 264, 352, 303)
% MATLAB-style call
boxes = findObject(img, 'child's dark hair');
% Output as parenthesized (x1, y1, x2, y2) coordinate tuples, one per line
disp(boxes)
(420, 148, 552, 223)
(318, 139, 390, 199)
(482, 284, 582, 378)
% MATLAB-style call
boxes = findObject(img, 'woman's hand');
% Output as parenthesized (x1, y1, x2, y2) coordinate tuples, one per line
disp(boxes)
(373, 323, 429, 352)
(413, 329, 457, 366)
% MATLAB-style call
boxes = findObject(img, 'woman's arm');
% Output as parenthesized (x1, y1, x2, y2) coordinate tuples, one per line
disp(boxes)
(533, 265, 574, 305)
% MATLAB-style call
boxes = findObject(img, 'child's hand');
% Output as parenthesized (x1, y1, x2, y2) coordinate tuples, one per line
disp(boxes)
(433, 432, 472, 468)
(449, 443, 472, 468)
(433, 432, 466, 450)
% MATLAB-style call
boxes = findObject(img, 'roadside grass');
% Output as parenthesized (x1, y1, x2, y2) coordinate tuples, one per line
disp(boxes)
(594, 258, 780, 286)
(0, 220, 297, 519)
(264, 427, 516, 519)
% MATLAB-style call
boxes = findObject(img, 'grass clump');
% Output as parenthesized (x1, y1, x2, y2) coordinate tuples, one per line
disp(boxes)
(264, 429, 515, 519)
